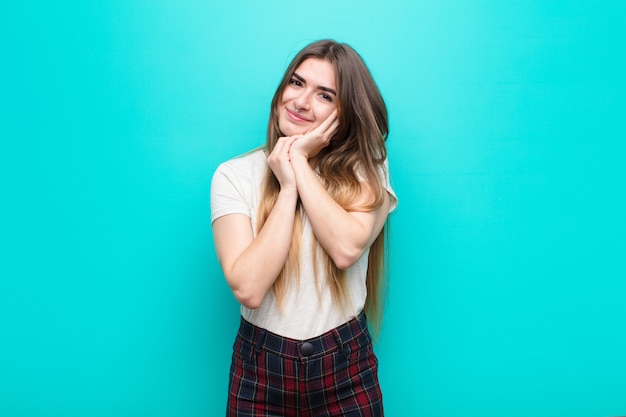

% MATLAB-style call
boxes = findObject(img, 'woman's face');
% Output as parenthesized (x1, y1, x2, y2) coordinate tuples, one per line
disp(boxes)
(277, 58, 338, 137)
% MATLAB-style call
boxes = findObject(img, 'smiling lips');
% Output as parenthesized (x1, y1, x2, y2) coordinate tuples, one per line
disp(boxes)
(286, 108, 312, 123)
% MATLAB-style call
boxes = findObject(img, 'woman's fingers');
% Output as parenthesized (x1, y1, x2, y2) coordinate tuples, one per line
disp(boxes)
(316, 116, 339, 147)
(307, 110, 338, 137)
(268, 135, 301, 187)
(292, 111, 339, 158)
(271, 135, 298, 158)
(325, 119, 339, 141)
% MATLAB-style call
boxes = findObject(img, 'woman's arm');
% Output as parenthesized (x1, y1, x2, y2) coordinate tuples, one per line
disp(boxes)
(289, 153, 390, 270)
(288, 112, 389, 269)
(212, 137, 299, 309)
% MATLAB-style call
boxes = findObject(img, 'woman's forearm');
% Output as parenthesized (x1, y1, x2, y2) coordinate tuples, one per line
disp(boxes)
(213, 186, 298, 308)
(290, 153, 388, 269)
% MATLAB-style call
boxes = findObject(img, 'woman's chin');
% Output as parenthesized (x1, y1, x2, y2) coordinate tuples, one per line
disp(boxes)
(278, 124, 306, 137)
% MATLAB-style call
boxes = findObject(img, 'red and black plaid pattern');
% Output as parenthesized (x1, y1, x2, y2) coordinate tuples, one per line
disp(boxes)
(227, 312, 384, 416)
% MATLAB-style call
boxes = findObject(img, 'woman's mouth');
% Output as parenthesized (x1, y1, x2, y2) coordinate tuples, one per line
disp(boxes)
(286, 108, 312, 123)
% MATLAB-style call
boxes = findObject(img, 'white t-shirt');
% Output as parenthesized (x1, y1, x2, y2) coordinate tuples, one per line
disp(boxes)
(210, 149, 397, 339)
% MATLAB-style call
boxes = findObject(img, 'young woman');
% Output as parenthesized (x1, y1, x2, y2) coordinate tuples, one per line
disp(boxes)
(211, 39, 397, 417)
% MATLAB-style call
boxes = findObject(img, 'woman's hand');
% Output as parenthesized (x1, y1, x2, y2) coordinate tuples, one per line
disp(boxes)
(267, 135, 300, 189)
(290, 110, 339, 160)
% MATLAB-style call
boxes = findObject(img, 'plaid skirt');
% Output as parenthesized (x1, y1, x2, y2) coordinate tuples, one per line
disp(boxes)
(227, 312, 384, 416)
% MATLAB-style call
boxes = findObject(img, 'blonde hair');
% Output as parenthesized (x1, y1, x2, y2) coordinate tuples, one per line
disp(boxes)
(257, 40, 390, 333)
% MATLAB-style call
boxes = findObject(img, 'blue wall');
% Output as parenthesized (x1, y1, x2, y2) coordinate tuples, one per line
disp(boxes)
(2, 1, 625, 416)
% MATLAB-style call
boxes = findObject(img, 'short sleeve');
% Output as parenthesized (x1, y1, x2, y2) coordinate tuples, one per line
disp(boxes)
(210, 162, 251, 223)
(380, 158, 398, 213)
(355, 158, 398, 214)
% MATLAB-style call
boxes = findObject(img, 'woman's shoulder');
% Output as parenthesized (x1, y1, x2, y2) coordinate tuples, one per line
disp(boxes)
(216, 148, 266, 174)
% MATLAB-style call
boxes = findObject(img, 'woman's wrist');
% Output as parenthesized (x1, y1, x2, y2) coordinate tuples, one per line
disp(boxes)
(289, 151, 310, 167)
(278, 183, 299, 199)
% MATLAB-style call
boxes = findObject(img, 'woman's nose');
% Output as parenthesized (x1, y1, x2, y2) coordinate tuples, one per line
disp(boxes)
(294, 91, 311, 110)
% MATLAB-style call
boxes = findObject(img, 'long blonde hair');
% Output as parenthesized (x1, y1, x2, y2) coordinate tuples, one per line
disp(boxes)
(257, 40, 390, 333)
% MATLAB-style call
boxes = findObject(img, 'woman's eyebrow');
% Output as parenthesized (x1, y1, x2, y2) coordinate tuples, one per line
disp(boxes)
(319, 86, 337, 96)
(293, 72, 337, 96)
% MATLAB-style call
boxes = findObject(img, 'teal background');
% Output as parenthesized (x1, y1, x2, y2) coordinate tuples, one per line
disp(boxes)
(2, 0, 625, 416)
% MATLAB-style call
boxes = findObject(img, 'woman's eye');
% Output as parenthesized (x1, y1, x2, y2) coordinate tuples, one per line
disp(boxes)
(321, 93, 332, 102)
(289, 79, 302, 87)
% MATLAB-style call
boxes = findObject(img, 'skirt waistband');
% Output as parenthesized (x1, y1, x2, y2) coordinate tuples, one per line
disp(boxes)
(237, 312, 369, 360)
